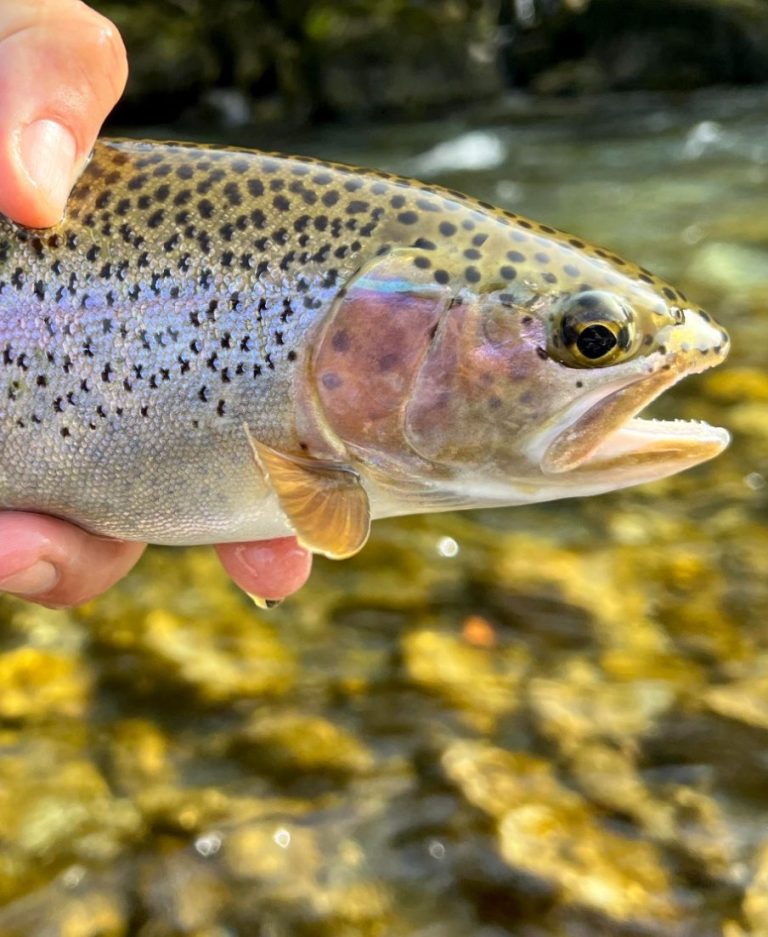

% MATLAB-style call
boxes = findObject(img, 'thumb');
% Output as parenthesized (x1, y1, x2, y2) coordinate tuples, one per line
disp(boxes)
(0, 0, 127, 229)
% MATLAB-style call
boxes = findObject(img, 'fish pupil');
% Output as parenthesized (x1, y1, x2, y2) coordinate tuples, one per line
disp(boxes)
(576, 324, 617, 360)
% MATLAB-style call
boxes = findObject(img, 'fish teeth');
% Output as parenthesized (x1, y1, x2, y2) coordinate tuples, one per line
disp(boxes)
(627, 415, 728, 440)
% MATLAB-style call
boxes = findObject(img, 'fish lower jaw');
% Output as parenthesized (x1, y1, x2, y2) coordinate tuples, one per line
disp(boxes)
(566, 415, 730, 477)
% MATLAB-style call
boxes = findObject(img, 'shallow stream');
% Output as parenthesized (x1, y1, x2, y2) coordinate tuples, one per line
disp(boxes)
(0, 88, 767, 935)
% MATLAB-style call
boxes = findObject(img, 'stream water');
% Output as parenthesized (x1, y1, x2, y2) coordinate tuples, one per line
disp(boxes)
(0, 88, 766, 935)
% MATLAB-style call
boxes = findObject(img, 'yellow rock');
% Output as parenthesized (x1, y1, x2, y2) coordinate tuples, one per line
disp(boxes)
(223, 820, 322, 884)
(0, 648, 91, 721)
(402, 628, 528, 729)
(743, 840, 768, 936)
(443, 740, 677, 924)
(0, 873, 127, 937)
(108, 719, 176, 795)
(236, 709, 374, 776)
(138, 850, 230, 932)
(704, 670, 768, 731)
(569, 743, 735, 878)
(138, 608, 296, 702)
(528, 658, 675, 754)
(0, 738, 143, 866)
(704, 367, 768, 404)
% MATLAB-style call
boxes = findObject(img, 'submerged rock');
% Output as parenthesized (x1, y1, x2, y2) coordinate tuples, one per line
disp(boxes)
(233, 709, 374, 778)
(442, 740, 677, 925)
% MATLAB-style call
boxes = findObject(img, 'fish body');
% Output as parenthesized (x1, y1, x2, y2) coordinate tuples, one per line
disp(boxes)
(0, 140, 729, 555)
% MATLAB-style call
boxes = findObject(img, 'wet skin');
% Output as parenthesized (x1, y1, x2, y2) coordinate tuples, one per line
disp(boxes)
(0, 0, 312, 607)
(0, 139, 729, 564)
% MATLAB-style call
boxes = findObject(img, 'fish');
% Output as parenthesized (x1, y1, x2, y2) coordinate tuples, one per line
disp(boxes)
(0, 139, 730, 559)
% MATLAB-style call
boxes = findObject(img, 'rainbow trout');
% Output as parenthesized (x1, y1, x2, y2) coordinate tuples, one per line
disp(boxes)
(0, 140, 729, 558)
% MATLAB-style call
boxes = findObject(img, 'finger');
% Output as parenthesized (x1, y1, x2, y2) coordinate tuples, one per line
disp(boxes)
(215, 537, 313, 604)
(0, 512, 145, 608)
(0, 0, 128, 227)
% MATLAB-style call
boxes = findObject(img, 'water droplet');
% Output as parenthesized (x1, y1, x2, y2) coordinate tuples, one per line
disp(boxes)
(195, 832, 223, 857)
(683, 120, 725, 160)
(437, 536, 459, 558)
(274, 827, 291, 848)
(62, 865, 86, 889)
(428, 839, 446, 860)
(682, 224, 703, 245)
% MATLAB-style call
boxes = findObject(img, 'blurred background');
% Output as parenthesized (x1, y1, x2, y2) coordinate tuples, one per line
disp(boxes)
(0, 1, 767, 934)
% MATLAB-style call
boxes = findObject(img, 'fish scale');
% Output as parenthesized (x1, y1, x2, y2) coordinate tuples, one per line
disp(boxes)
(0, 139, 729, 550)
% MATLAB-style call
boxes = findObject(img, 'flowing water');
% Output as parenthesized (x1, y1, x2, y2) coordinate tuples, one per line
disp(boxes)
(0, 88, 766, 936)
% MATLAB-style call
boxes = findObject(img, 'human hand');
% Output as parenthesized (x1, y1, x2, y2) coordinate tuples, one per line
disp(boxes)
(0, 0, 313, 607)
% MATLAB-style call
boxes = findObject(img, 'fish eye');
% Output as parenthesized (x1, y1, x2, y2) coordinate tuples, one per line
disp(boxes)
(576, 324, 617, 359)
(550, 290, 637, 368)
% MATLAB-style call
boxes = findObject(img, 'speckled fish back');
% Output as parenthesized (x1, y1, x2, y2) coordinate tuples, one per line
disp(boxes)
(0, 139, 689, 544)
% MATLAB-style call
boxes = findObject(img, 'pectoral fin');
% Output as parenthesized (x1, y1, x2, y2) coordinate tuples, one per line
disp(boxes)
(245, 428, 371, 560)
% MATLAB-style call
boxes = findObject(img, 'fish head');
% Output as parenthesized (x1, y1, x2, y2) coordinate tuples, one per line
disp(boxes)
(403, 233, 730, 503)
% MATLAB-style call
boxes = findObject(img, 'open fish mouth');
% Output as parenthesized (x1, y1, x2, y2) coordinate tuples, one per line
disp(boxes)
(563, 413, 730, 478)
(539, 361, 729, 483)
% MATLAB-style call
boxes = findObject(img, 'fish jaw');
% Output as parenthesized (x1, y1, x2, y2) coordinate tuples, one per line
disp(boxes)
(532, 306, 730, 487)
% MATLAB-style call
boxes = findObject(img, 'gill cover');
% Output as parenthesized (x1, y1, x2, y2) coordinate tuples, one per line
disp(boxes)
(313, 249, 448, 457)
(404, 296, 541, 467)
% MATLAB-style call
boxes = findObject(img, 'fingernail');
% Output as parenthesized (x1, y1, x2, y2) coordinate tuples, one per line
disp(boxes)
(0, 561, 58, 597)
(20, 120, 78, 215)
(247, 593, 283, 610)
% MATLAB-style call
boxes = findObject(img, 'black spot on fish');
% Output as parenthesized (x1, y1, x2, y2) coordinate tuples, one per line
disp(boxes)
(322, 372, 342, 390)
(347, 200, 369, 214)
(379, 353, 399, 371)
(224, 183, 243, 206)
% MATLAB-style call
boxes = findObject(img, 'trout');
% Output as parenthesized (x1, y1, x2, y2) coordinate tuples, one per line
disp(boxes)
(0, 140, 729, 558)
